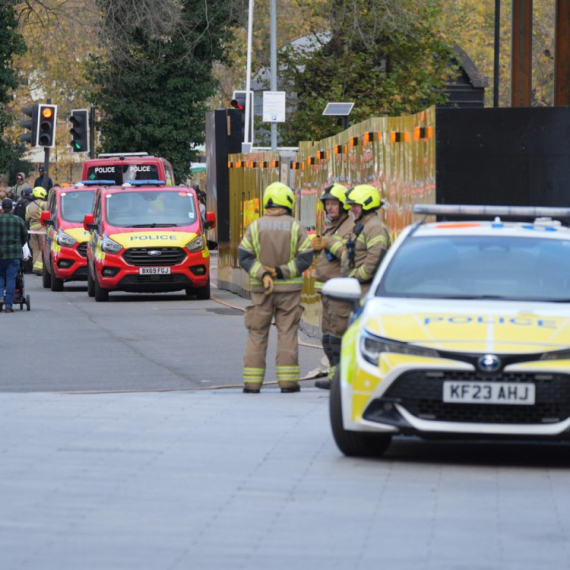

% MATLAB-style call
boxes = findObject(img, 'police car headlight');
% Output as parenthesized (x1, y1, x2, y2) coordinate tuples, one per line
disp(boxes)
(56, 230, 77, 248)
(101, 236, 123, 254)
(186, 235, 205, 253)
(360, 330, 440, 365)
(540, 348, 570, 361)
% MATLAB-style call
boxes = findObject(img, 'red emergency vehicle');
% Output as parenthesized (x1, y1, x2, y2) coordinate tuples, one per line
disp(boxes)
(40, 183, 98, 291)
(83, 181, 215, 302)
(81, 152, 176, 186)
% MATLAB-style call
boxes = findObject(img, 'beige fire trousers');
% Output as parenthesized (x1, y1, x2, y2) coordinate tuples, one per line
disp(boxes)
(243, 290, 304, 389)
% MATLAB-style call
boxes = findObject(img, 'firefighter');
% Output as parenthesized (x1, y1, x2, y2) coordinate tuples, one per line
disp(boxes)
(312, 183, 354, 390)
(238, 182, 314, 393)
(341, 184, 390, 296)
(26, 186, 48, 275)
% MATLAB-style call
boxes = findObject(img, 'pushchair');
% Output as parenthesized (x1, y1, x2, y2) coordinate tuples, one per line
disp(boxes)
(0, 262, 31, 311)
(13, 262, 30, 311)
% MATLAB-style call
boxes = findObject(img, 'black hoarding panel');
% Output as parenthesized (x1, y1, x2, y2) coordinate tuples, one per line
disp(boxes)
(436, 107, 570, 207)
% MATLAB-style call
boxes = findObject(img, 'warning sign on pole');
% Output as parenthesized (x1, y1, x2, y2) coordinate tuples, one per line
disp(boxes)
(262, 91, 286, 122)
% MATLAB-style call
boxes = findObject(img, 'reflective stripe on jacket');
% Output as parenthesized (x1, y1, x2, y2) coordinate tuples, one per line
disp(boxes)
(238, 213, 314, 293)
(341, 211, 390, 283)
(26, 200, 47, 230)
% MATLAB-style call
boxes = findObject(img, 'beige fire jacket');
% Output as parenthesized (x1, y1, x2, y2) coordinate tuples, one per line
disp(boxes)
(341, 211, 390, 284)
(314, 213, 354, 290)
(238, 213, 314, 293)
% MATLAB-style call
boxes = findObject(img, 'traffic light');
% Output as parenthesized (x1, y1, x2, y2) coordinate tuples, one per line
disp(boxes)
(19, 104, 39, 147)
(37, 104, 57, 147)
(230, 90, 253, 143)
(69, 109, 89, 153)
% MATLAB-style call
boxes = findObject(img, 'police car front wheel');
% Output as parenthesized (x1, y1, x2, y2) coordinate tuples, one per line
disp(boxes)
(329, 368, 392, 458)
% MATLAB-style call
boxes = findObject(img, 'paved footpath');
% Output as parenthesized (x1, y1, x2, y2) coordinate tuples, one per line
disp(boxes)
(3, 386, 570, 570)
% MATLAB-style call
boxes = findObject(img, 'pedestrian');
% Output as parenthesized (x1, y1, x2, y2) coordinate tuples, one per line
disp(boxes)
(311, 183, 354, 389)
(34, 166, 53, 193)
(0, 198, 28, 313)
(26, 187, 48, 275)
(341, 184, 390, 297)
(238, 181, 314, 393)
(9, 172, 31, 199)
(14, 188, 33, 222)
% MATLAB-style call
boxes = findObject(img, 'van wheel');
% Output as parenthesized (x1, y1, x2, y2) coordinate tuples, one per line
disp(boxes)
(87, 267, 95, 298)
(94, 275, 109, 302)
(42, 258, 51, 289)
(195, 281, 210, 300)
(50, 268, 64, 292)
(330, 368, 392, 458)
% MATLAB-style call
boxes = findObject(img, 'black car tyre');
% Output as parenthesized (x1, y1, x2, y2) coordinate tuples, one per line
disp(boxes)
(94, 274, 109, 302)
(50, 261, 64, 291)
(330, 368, 392, 458)
(195, 280, 210, 300)
(42, 257, 51, 289)
(87, 266, 95, 298)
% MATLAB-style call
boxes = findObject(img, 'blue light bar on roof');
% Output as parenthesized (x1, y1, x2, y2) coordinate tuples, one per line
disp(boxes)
(123, 180, 165, 186)
(414, 204, 570, 219)
(78, 180, 116, 186)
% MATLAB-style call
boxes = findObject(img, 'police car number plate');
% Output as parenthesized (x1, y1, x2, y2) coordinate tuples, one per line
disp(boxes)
(139, 267, 171, 275)
(443, 381, 535, 405)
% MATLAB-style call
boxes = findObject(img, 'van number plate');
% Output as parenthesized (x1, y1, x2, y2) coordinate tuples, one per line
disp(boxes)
(442, 381, 535, 405)
(139, 267, 171, 275)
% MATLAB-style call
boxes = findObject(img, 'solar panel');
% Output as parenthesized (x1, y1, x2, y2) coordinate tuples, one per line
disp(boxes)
(322, 102, 354, 116)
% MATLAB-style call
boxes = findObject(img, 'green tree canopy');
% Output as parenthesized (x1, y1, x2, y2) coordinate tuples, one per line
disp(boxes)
(88, 0, 240, 180)
(279, 0, 458, 144)
(0, 2, 26, 173)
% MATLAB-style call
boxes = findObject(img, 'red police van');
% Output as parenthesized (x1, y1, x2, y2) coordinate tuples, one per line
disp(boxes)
(83, 181, 215, 302)
(40, 183, 98, 291)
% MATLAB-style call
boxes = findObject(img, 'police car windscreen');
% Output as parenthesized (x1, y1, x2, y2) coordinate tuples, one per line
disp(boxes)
(377, 235, 570, 302)
(105, 191, 197, 228)
(86, 166, 122, 185)
(60, 190, 96, 223)
(122, 164, 160, 181)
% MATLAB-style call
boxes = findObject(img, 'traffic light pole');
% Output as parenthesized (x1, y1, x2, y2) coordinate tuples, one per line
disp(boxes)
(42, 98, 51, 189)
(89, 107, 95, 159)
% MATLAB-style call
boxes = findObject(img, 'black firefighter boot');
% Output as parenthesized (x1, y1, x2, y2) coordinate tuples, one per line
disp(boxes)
(315, 334, 333, 390)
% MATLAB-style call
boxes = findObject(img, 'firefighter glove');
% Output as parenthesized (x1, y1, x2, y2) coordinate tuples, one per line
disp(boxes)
(263, 266, 278, 279)
(312, 236, 325, 252)
(262, 273, 274, 294)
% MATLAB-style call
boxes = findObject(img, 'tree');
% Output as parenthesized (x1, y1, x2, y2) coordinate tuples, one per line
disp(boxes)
(88, 0, 241, 180)
(0, 1, 26, 174)
(278, 0, 458, 144)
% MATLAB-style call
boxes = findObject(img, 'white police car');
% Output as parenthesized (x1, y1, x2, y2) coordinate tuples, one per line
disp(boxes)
(323, 205, 570, 457)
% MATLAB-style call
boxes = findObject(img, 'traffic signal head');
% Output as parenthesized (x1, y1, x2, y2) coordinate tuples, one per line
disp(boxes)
(37, 104, 57, 147)
(69, 109, 90, 153)
(230, 94, 246, 111)
(230, 90, 253, 143)
(20, 104, 39, 147)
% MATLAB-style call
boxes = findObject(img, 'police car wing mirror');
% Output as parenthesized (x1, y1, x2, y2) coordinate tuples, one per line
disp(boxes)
(40, 211, 53, 227)
(204, 212, 216, 230)
(84, 213, 97, 231)
(321, 277, 362, 311)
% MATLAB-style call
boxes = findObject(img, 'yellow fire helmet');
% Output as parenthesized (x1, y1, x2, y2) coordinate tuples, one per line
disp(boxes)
(32, 186, 47, 199)
(320, 183, 351, 210)
(263, 181, 295, 211)
(345, 184, 382, 211)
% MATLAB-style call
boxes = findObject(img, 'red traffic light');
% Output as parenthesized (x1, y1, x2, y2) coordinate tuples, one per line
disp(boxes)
(41, 107, 53, 119)
(230, 98, 245, 111)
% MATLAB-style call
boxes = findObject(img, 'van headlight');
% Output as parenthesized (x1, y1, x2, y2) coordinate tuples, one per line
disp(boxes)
(360, 330, 440, 365)
(186, 235, 205, 253)
(56, 230, 77, 247)
(100, 236, 123, 254)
